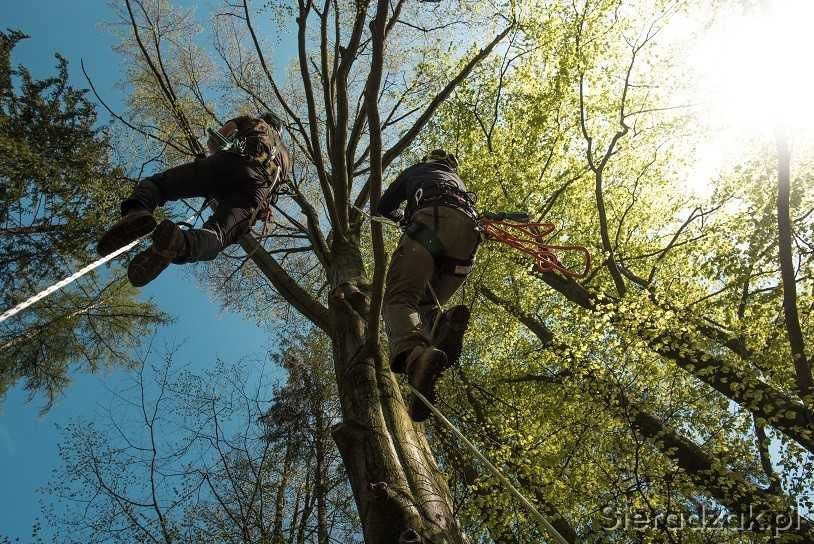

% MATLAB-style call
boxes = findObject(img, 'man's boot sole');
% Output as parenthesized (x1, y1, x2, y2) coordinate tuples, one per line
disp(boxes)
(127, 220, 183, 287)
(435, 305, 471, 367)
(127, 248, 171, 287)
(97, 212, 157, 256)
(407, 349, 448, 422)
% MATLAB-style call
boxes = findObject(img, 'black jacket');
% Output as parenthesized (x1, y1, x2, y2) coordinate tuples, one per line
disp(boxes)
(376, 161, 469, 222)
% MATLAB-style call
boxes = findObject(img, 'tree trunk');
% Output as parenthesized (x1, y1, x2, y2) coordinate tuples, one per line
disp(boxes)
(776, 131, 813, 404)
(314, 393, 329, 544)
(288, 480, 303, 544)
(296, 480, 312, 544)
(272, 441, 294, 544)
(329, 241, 467, 544)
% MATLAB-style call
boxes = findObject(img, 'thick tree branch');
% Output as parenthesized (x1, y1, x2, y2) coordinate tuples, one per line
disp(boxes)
(776, 131, 812, 403)
(530, 269, 814, 454)
(331, 1, 373, 237)
(363, 0, 389, 352)
(295, 0, 341, 232)
(240, 235, 331, 332)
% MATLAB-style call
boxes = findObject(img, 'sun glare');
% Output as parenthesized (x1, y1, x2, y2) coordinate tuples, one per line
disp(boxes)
(693, 0, 814, 136)
(679, 0, 814, 195)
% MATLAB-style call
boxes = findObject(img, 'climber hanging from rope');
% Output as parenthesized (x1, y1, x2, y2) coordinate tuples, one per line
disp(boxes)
(376, 149, 480, 422)
(374, 149, 591, 422)
(97, 112, 291, 287)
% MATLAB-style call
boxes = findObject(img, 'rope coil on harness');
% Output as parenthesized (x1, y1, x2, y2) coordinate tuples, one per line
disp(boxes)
(479, 213, 591, 278)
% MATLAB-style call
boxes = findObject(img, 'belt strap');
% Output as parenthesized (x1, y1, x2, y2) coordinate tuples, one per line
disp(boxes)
(416, 196, 477, 222)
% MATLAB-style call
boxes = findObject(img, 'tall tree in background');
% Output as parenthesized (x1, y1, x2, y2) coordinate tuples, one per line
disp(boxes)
(44, 335, 358, 543)
(263, 332, 348, 544)
(74, 0, 814, 541)
(98, 1, 514, 540)
(0, 30, 165, 407)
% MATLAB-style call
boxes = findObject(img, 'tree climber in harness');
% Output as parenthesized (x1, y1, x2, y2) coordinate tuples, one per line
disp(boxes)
(376, 149, 480, 422)
(97, 112, 291, 287)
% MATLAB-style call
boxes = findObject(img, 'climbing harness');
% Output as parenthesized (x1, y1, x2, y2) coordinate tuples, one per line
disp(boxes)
(210, 116, 281, 168)
(479, 212, 591, 278)
(404, 221, 476, 277)
(207, 127, 245, 154)
(407, 384, 571, 544)
(409, 182, 479, 225)
(354, 203, 591, 279)
(0, 208, 201, 325)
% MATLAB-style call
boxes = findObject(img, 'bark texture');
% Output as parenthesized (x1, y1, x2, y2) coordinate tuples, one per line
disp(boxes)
(328, 242, 466, 544)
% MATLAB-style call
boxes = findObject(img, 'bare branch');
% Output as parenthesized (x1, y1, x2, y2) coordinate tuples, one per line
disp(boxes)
(380, 23, 514, 170)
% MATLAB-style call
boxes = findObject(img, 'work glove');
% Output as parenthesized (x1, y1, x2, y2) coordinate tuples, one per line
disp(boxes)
(378, 209, 403, 225)
(390, 210, 404, 224)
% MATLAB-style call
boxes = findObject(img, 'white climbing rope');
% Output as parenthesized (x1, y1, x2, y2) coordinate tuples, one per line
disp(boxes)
(0, 238, 145, 324)
(407, 384, 572, 544)
(0, 210, 201, 325)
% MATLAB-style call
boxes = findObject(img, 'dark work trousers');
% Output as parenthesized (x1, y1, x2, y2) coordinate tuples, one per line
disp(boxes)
(383, 206, 480, 372)
(122, 151, 271, 263)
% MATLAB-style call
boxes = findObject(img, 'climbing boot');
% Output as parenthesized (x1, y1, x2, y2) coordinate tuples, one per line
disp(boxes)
(432, 305, 471, 367)
(97, 207, 157, 256)
(127, 220, 186, 287)
(405, 346, 447, 422)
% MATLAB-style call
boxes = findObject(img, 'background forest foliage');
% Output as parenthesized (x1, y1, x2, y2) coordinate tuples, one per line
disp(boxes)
(1, 0, 812, 542)
(0, 29, 165, 408)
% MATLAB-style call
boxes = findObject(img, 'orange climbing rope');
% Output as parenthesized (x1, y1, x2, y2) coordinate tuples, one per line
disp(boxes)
(351, 204, 591, 278)
(479, 214, 591, 278)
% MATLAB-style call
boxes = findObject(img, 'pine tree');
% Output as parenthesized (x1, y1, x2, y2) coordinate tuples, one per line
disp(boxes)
(0, 30, 165, 407)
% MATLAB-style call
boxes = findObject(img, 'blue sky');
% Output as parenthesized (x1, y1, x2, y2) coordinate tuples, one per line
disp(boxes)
(0, 1, 290, 539)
